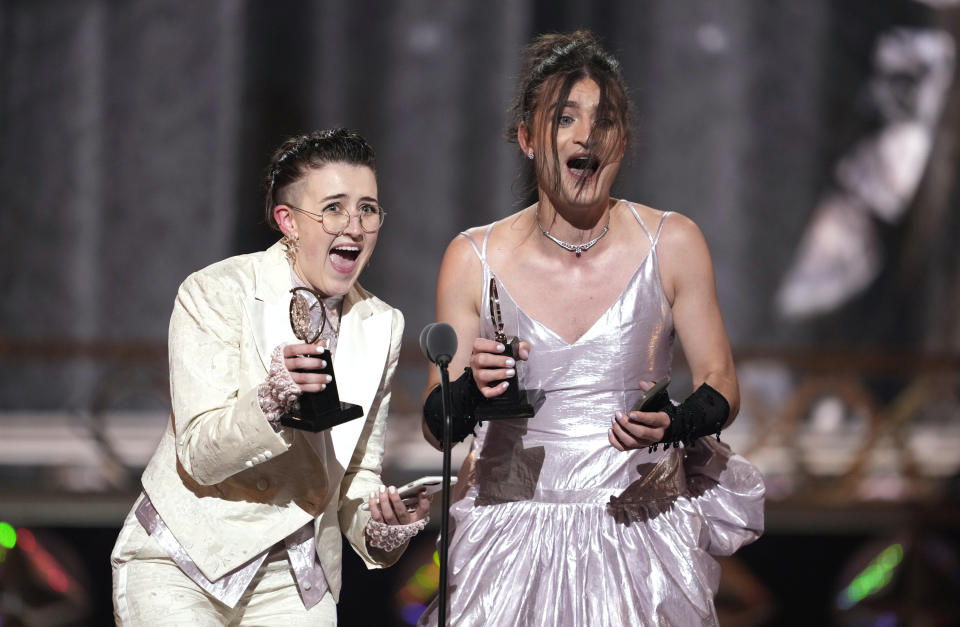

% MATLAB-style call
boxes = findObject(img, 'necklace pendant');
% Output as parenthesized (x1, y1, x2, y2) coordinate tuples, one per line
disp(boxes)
(535, 203, 612, 258)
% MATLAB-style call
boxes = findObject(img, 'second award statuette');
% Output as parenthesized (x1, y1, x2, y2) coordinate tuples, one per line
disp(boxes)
(476, 278, 535, 420)
(280, 286, 363, 432)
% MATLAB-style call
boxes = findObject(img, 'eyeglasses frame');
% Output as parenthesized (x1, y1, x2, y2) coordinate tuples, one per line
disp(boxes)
(283, 202, 386, 236)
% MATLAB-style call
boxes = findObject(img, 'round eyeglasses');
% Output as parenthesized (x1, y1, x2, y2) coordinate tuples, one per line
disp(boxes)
(285, 203, 386, 235)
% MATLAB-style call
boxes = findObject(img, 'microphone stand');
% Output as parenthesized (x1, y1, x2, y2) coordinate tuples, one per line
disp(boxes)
(436, 355, 453, 627)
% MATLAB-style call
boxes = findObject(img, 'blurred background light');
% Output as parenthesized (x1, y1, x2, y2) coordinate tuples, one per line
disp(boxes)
(0, 522, 16, 549)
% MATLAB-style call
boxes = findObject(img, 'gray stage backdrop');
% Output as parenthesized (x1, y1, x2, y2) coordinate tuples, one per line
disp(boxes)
(1, 0, 958, 411)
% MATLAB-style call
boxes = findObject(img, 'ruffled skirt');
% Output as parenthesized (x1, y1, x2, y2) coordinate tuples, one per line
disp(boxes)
(418, 438, 765, 627)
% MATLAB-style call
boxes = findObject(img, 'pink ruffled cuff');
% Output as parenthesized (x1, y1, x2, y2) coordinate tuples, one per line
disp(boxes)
(257, 345, 301, 430)
(365, 516, 430, 552)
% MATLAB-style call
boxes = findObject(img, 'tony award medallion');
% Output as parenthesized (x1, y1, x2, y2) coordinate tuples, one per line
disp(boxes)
(280, 287, 363, 432)
(475, 278, 535, 421)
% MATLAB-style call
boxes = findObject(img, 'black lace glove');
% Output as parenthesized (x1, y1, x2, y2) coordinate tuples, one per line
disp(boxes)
(645, 383, 729, 451)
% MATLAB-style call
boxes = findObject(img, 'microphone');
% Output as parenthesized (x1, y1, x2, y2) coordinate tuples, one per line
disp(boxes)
(421, 322, 458, 366)
(419, 322, 436, 362)
(418, 321, 459, 625)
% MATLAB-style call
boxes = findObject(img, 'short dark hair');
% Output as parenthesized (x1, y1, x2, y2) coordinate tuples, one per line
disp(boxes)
(263, 128, 376, 230)
(507, 30, 633, 196)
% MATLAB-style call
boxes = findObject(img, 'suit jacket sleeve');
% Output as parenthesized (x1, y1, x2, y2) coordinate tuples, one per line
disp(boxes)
(168, 270, 293, 486)
(337, 307, 408, 568)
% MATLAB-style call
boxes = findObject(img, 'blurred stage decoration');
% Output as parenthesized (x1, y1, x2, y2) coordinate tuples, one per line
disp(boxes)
(1, 343, 958, 526)
(833, 531, 960, 626)
(389, 544, 441, 626)
(728, 349, 960, 512)
(0, 525, 91, 627)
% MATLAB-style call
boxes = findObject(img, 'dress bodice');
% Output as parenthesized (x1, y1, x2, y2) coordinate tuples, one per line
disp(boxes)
(464, 203, 677, 501)
(419, 204, 765, 627)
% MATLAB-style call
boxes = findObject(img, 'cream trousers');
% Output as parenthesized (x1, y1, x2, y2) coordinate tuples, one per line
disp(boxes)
(111, 508, 336, 626)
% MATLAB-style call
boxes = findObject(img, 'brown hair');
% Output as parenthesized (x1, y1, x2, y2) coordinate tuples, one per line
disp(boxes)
(507, 30, 633, 196)
(263, 128, 376, 231)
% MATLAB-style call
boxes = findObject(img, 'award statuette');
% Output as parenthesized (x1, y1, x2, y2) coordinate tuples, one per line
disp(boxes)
(475, 278, 536, 420)
(280, 287, 363, 432)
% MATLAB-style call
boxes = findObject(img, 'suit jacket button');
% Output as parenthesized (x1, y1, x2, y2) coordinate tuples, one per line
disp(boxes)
(256, 478, 270, 491)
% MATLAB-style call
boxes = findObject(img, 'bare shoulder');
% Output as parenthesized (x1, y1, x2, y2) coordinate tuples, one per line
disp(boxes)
(437, 225, 489, 298)
(464, 208, 532, 265)
(640, 209, 714, 301)
(617, 202, 706, 249)
(459, 222, 494, 242)
(660, 211, 705, 244)
(441, 224, 488, 270)
(651, 211, 710, 262)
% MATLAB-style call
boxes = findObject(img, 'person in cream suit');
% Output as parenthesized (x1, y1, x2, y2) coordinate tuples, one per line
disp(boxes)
(112, 129, 428, 625)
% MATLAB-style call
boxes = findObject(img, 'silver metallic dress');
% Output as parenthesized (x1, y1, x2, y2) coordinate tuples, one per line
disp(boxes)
(420, 207, 765, 626)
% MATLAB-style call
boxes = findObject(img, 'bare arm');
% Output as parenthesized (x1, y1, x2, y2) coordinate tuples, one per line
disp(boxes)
(658, 213, 739, 426)
(420, 232, 527, 449)
(421, 235, 483, 449)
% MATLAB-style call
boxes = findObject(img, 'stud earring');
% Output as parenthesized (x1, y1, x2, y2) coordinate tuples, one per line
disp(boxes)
(281, 233, 300, 263)
(527, 151, 534, 160)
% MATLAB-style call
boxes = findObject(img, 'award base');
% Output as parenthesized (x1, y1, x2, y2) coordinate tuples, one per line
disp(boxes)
(280, 348, 364, 432)
(281, 395, 364, 432)
(475, 338, 535, 421)
(475, 393, 535, 421)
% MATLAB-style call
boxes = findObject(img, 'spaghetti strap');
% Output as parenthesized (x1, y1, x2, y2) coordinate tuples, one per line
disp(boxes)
(459, 231, 483, 261)
(624, 200, 654, 245)
(652, 211, 672, 247)
(459, 223, 495, 263)
(624, 200, 671, 248)
(480, 223, 493, 259)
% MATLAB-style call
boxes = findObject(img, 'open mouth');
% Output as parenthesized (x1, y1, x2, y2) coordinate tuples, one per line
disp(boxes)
(330, 244, 361, 262)
(566, 154, 600, 178)
(329, 244, 362, 274)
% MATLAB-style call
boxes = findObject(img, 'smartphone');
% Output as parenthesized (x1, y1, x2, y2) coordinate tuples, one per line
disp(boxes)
(629, 376, 671, 413)
(398, 476, 456, 501)
(360, 475, 458, 510)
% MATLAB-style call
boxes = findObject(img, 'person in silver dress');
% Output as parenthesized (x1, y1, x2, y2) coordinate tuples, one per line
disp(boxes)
(419, 31, 765, 626)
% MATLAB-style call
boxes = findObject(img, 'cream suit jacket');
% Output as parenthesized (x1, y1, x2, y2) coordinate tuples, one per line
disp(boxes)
(140, 241, 405, 601)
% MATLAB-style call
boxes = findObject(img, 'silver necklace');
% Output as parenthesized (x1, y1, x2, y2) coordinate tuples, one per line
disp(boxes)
(536, 204, 611, 257)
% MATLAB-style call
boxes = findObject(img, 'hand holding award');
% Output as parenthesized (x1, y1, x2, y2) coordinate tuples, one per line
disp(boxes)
(280, 286, 363, 432)
(475, 278, 535, 420)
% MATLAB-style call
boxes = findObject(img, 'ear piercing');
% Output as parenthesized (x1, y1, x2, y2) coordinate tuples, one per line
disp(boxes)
(527, 151, 534, 160)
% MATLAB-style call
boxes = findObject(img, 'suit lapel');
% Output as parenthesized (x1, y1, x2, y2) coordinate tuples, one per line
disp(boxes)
(247, 242, 298, 372)
(329, 287, 392, 469)
(245, 243, 392, 470)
